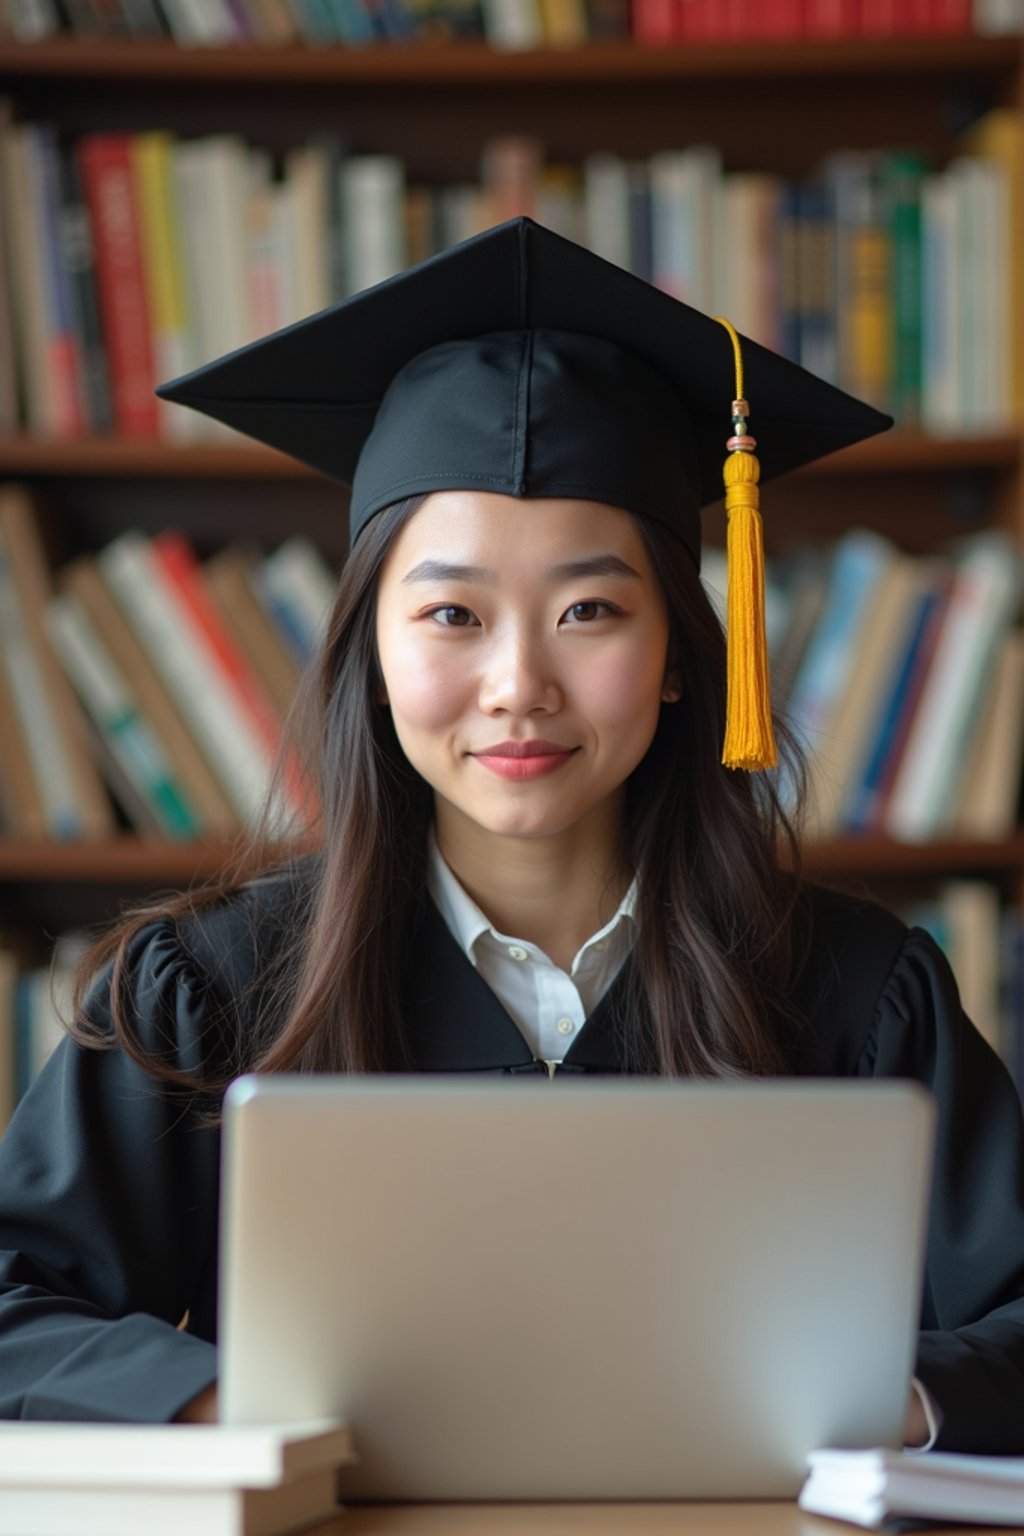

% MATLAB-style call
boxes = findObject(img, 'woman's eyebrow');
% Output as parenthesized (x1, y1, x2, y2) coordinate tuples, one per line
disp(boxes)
(402, 554, 641, 584)
(402, 560, 495, 584)
(548, 556, 642, 580)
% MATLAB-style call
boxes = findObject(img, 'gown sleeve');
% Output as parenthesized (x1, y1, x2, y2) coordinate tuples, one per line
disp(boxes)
(0, 919, 223, 1422)
(864, 925, 1024, 1452)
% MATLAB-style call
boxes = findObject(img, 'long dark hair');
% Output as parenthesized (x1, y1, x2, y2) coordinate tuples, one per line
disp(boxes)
(68, 494, 808, 1090)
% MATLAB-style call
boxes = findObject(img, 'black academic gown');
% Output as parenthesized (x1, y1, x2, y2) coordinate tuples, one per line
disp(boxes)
(0, 868, 1022, 1450)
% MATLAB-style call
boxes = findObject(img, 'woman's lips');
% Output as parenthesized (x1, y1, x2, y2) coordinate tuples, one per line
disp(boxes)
(471, 741, 578, 780)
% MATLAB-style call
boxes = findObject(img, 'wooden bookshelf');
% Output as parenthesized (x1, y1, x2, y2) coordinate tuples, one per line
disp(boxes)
(0, 834, 1021, 886)
(0, 430, 1019, 479)
(0, 34, 1020, 85)
(0, 28, 1021, 924)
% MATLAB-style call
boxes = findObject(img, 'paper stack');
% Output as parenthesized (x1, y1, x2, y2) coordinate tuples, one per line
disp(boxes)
(0, 1419, 352, 1536)
(801, 1447, 1024, 1528)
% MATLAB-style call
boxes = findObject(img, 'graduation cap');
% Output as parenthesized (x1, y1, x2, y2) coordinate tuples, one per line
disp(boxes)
(157, 216, 892, 771)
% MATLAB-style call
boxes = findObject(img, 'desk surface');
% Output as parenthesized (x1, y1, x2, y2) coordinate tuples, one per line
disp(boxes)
(304, 1502, 1021, 1535)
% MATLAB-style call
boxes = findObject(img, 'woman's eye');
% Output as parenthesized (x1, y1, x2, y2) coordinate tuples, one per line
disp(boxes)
(564, 601, 613, 623)
(428, 605, 477, 627)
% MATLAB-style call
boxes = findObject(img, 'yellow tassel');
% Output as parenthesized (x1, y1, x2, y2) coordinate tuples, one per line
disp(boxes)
(714, 318, 777, 772)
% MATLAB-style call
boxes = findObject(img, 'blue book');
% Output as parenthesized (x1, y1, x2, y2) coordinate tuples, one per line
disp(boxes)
(841, 578, 945, 835)
(786, 531, 893, 753)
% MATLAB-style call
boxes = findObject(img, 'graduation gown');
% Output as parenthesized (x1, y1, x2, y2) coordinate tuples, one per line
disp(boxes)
(0, 867, 1022, 1449)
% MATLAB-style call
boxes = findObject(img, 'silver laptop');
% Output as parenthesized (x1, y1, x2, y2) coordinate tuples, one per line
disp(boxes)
(218, 1077, 934, 1501)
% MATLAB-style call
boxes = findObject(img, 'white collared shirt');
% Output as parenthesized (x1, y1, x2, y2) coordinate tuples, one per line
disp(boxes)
(427, 831, 637, 1069)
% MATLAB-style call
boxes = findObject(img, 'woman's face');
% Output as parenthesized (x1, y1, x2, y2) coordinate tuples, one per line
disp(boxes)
(374, 492, 680, 846)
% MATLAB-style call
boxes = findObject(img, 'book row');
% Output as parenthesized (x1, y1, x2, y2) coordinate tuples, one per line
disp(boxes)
(1, 108, 1020, 441)
(1, 884, 1020, 1136)
(707, 525, 1024, 844)
(0, 483, 334, 840)
(0, 481, 1021, 848)
(4, 0, 1021, 53)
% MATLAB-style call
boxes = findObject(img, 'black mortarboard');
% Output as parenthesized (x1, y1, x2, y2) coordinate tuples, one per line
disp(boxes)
(156, 216, 892, 770)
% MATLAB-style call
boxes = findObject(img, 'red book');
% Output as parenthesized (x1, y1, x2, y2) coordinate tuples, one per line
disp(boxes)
(634, 0, 676, 42)
(803, 0, 857, 31)
(859, 0, 898, 30)
(757, 0, 804, 33)
(151, 531, 318, 824)
(897, 0, 933, 28)
(676, 0, 719, 37)
(75, 134, 158, 439)
(929, 0, 971, 29)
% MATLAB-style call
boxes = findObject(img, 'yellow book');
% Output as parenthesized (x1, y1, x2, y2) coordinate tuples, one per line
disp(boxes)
(960, 108, 1024, 420)
(132, 131, 195, 438)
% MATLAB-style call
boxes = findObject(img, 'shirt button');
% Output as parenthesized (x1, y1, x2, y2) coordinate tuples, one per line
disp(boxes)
(508, 945, 528, 961)
(556, 1018, 576, 1036)
(593, 939, 607, 951)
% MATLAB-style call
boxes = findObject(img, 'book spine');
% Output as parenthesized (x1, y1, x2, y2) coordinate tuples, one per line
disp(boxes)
(841, 577, 945, 833)
(62, 556, 241, 836)
(255, 539, 336, 662)
(0, 613, 48, 838)
(132, 132, 196, 440)
(76, 133, 159, 438)
(0, 487, 114, 838)
(2, 125, 55, 434)
(151, 531, 285, 769)
(100, 533, 271, 824)
(29, 124, 86, 437)
(884, 150, 925, 425)
(46, 593, 202, 840)
(56, 139, 114, 436)
(886, 538, 1022, 841)
(0, 523, 84, 838)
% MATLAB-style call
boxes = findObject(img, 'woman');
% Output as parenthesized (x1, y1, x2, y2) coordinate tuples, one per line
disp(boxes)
(0, 218, 1022, 1450)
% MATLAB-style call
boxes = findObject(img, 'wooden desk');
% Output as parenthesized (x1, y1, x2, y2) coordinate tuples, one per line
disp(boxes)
(302, 1503, 1021, 1535)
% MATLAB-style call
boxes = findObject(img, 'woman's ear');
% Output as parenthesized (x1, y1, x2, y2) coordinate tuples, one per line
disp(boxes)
(661, 668, 682, 704)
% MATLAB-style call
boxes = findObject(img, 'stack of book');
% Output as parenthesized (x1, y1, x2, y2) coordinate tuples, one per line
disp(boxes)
(0, 1420, 352, 1536)
(1, 104, 1020, 439)
(740, 526, 1024, 846)
(801, 1445, 1024, 1528)
(0, 483, 334, 841)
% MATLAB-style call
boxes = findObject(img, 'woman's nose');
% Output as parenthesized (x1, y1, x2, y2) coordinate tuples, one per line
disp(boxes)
(477, 630, 562, 716)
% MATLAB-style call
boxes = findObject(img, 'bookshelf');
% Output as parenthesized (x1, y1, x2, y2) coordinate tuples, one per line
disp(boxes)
(0, 27, 1022, 928)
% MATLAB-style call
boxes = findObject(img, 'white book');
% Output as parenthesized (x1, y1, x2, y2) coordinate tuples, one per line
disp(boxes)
(283, 145, 331, 321)
(99, 532, 271, 825)
(0, 1420, 352, 1488)
(257, 538, 336, 661)
(801, 1446, 1024, 1528)
(885, 535, 1022, 843)
(948, 156, 1007, 433)
(974, 0, 1024, 33)
(163, 0, 238, 43)
(45, 593, 198, 840)
(0, 1472, 337, 1536)
(340, 156, 407, 297)
(648, 145, 721, 310)
(582, 153, 631, 272)
(921, 169, 960, 436)
(0, 523, 82, 838)
(173, 138, 251, 412)
(479, 0, 543, 52)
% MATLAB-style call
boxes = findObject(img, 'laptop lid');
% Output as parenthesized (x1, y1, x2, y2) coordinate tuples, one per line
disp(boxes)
(219, 1078, 934, 1500)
